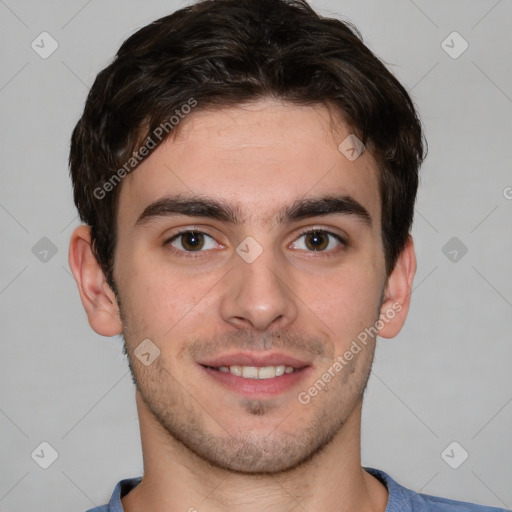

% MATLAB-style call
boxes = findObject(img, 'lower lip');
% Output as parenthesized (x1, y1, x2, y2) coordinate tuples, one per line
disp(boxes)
(200, 365, 313, 398)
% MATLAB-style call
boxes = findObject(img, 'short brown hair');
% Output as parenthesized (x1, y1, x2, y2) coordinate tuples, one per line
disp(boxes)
(69, 0, 425, 288)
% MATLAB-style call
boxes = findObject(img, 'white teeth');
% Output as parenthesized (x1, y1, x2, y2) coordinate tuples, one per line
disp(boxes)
(230, 365, 243, 376)
(217, 364, 295, 379)
(257, 366, 278, 379)
(274, 365, 285, 377)
(242, 366, 259, 379)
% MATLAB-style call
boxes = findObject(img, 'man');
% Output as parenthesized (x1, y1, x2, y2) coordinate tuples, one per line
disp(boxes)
(67, 0, 508, 510)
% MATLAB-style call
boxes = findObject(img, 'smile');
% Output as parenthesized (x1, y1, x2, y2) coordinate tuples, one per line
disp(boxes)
(205, 365, 296, 379)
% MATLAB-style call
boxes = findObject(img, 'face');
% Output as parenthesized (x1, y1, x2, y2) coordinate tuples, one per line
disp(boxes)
(111, 99, 391, 473)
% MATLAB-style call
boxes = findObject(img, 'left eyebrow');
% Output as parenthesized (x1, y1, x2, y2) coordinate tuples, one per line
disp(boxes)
(276, 196, 372, 227)
(134, 194, 372, 228)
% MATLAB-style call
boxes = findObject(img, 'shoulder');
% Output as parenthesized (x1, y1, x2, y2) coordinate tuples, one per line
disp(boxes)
(410, 491, 509, 512)
(364, 467, 509, 512)
(84, 476, 143, 512)
(415, 493, 509, 512)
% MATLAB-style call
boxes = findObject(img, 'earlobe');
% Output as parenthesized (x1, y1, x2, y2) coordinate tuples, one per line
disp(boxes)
(68, 225, 123, 337)
(378, 236, 417, 339)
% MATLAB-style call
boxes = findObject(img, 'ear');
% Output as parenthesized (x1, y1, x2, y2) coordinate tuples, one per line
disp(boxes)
(378, 235, 416, 338)
(68, 225, 123, 336)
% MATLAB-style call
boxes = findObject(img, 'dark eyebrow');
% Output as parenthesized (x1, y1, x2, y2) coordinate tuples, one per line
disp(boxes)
(135, 195, 243, 226)
(135, 194, 372, 228)
(276, 196, 372, 227)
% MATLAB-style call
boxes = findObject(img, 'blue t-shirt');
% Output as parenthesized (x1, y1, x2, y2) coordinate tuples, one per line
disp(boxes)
(86, 467, 509, 512)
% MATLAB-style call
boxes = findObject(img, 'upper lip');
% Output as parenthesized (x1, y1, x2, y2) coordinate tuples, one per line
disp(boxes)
(198, 352, 312, 369)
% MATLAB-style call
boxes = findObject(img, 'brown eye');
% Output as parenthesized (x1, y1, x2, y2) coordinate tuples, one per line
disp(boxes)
(304, 231, 329, 251)
(291, 230, 345, 253)
(167, 231, 217, 252)
(180, 232, 204, 251)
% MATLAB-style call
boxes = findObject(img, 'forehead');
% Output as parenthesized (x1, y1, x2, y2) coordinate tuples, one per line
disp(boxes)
(117, 99, 381, 230)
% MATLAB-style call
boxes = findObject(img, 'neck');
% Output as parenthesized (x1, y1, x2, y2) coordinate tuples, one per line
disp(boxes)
(122, 392, 388, 512)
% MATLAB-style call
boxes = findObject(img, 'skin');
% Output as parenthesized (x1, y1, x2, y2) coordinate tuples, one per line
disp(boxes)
(69, 99, 416, 512)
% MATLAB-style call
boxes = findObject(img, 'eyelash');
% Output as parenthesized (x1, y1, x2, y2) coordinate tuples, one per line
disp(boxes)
(163, 227, 347, 259)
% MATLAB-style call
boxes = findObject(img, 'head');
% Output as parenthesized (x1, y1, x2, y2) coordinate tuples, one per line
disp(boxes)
(69, 0, 424, 474)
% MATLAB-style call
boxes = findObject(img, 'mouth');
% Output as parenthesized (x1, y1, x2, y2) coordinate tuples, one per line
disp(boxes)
(202, 364, 298, 379)
(197, 353, 313, 397)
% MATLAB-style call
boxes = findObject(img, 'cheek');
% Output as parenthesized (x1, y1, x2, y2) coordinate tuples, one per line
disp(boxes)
(305, 266, 382, 335)
(118, 256, 218, 343)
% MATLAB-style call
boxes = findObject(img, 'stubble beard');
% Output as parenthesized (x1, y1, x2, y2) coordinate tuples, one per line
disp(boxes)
(122, 334, 375, 475)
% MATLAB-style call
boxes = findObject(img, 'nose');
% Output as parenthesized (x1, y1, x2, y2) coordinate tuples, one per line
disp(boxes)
(219, 248, 299, 332)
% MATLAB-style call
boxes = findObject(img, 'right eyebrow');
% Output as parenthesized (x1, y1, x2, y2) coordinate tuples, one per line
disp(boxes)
(135, 195, 242, 227)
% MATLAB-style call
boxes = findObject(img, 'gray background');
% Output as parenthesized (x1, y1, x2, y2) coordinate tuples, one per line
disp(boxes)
(1, 0, 511, 510)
